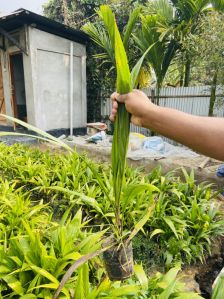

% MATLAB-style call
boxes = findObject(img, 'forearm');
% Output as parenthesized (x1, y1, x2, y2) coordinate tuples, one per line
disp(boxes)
(143, 105, 224, 161)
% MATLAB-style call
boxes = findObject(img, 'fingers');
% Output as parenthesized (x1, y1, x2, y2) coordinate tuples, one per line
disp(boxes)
(110, 91, 127, 121)
(109, 100, 118, 121)
(111, 91, 119, 102)
(110, 92, 126, 103)
(110, 109, 116, 122)
(112, 101, 118, 110)
(110, 92, 119, 121)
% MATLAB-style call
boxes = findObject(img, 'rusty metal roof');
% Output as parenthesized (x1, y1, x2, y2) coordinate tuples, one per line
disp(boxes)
(0, 8, 88, 44)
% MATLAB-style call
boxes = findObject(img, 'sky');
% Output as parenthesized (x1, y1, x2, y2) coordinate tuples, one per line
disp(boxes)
(0, 0, 48, 15)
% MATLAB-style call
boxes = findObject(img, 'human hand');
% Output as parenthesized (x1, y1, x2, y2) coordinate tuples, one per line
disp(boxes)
(110, 89, 154, 127)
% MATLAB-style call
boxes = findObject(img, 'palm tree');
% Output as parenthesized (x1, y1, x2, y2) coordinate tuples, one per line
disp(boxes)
(82, 6, 141, 71)
(170, 0, 224, 86)
(138, 0, 224, 88)
(132, 0, 224, 97)
(133, 0, 179, 101)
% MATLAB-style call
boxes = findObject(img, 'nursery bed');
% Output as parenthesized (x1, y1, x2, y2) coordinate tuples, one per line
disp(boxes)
(2, 133, 223, 187)
(58, 136, 224, 188)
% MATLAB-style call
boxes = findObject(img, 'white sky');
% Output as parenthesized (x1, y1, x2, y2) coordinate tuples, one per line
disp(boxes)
(0, 0, 48, 15)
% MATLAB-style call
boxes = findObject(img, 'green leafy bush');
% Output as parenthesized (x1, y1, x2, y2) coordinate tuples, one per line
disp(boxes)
(0, 143, 223, 266)
(0, 208, 105, 298)
(0, 142, 223, 298)
(146, 168, 224, 265)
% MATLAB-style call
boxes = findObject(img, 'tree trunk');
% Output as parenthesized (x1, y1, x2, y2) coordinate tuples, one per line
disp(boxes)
(184, 55, 191, 87)
(208, 70, 218, 117)
(62, 0, 69, 25)
(179, 73, 184, 87)
(179, 55, 185, 87)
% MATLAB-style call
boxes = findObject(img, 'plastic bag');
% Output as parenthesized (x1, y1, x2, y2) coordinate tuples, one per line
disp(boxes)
(86, 131, 106, 143)
(129, 133, 145, 151)
(143, 137, 165, 153)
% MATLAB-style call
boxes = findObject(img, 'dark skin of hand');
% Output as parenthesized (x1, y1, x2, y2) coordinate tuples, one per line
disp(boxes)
(110, 90, 224, 161)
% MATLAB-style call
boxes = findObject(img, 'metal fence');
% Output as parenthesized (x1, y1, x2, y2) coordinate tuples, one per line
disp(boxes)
(143, 85, 224, 117)
(101, 85, 224, 137)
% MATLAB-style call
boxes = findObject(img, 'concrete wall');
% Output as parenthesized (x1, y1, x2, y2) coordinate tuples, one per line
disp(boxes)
(26, 27, 87, 131)
(0, 26, 86, 131)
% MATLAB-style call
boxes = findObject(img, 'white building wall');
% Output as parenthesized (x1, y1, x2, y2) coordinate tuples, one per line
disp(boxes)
(26, 27, 86, 131)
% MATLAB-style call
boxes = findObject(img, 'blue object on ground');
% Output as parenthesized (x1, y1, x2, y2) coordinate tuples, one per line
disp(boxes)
(143, 137, 165, 153)
(216, 164, 224, 177)
(86, 131, 106, 143)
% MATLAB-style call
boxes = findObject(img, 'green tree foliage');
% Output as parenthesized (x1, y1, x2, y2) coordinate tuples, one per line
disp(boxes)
(133, 12, 179, 99)
(185, 11, 224, 83)
(173, 0, 224, 86)
(135, 0, 224, 90)
(184, 12, 224, 115)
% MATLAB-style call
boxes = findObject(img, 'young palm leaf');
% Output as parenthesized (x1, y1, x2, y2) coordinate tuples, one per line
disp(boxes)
(123, 7, 142, 50)
(0, 114, 72, 151)
(100, 6, 131, 235)
(86, 5, 154, 237)
(212, 273, 224, 299)
(53, 237, 115, 299)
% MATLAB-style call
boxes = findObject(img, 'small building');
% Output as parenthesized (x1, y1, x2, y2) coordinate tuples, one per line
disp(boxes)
(0, 8, 88, 134)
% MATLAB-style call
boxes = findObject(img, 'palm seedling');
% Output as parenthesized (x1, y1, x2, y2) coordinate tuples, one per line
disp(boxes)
(83, 5, 160, 280)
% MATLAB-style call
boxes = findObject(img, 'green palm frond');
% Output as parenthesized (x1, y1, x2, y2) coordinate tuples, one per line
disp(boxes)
(146, 0, 174, 25)
(133, 14, 172, 89)
(212, 273, 224, 299)
(99, 5, 131, 235)
(161, 38, 180, 79)
(82, 22, 114, 64)
(84, 5, 151, 237)
(123, 6, 142, 49)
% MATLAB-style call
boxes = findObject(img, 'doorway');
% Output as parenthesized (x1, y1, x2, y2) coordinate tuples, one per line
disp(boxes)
(10, 53, 27, 121)
(0, 62, 6, 124)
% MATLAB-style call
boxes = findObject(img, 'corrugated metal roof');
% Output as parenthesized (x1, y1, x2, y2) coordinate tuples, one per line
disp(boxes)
(0, 8, 88, 44)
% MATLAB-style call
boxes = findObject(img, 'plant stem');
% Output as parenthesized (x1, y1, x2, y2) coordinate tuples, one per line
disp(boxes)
(112, 103, 130, 236)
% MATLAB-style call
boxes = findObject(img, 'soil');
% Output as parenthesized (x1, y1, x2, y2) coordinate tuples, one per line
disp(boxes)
(103, 242, 134, 281)
(195, 237, 224, 298)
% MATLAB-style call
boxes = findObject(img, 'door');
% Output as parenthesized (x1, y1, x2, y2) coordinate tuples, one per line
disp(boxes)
(10, 53, 27, 121)
(0, 62, 6, 124)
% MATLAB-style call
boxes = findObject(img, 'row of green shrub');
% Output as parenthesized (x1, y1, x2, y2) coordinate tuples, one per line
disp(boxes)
(0, 167, 201, 298)
(0, 143, 223, 266)
(0, 142, 223, 297)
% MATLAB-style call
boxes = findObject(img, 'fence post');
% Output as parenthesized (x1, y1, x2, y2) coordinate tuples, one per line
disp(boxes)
(151, 88, 155, 104)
